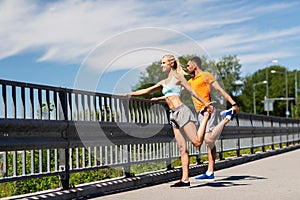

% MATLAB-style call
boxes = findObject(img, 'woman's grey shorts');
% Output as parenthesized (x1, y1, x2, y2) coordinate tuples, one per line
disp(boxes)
(169, 104, 196, 129)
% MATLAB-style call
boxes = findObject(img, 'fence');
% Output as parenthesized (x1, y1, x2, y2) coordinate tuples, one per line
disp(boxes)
(0, 78, 299, 191)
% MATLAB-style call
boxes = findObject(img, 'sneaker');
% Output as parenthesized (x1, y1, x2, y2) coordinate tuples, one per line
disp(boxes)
(195, 173, 215, 182)
(220, 108, 236, 120)
(170, 179, 190, 188)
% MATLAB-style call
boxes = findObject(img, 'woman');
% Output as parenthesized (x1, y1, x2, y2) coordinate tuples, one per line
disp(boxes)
(125, 54, 213, 188)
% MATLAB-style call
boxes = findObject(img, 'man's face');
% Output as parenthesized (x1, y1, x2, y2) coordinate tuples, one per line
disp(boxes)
(186, 61, 196, 75)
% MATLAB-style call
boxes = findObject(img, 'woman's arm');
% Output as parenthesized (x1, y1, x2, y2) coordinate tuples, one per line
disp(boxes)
(151, 96, 166, 101)
(128, 81, 162, 97)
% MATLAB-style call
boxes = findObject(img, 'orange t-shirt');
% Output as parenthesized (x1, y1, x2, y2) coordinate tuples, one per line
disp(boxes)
(188, 72, 215, 112)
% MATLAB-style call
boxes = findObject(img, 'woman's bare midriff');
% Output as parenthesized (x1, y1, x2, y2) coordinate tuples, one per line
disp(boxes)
(165, 96, 183, 110)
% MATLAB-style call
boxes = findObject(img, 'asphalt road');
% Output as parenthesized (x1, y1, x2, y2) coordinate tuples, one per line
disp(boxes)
(93, 148, 300, 200)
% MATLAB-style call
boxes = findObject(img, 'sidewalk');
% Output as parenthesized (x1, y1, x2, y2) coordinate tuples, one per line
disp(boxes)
(96, 148, 300, 200)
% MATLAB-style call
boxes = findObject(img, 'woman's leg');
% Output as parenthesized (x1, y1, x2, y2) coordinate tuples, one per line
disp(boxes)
(182, 121, 203, 147)
(173, 128, 189, 181)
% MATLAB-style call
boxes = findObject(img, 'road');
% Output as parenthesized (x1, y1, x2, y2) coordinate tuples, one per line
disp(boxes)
(93, 148, 300, 200)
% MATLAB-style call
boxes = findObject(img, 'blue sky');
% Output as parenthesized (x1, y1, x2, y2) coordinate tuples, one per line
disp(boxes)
(1, 0, 300, 94)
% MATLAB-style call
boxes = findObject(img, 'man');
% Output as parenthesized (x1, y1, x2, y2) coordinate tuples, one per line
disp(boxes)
(187, 56, 239, 181)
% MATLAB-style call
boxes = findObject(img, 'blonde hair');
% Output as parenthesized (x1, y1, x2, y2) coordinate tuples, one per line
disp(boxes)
(162, 54, 187, 75)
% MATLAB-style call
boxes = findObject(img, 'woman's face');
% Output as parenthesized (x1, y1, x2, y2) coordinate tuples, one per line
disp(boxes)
(161, 57, 171, 72)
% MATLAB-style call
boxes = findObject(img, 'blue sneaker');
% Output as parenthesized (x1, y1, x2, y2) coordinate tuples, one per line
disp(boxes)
(220, 108, 235, 120)
(195, 173, 215, 181)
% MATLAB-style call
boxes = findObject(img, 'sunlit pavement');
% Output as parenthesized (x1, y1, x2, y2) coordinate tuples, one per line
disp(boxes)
(94, 148, 300, 200)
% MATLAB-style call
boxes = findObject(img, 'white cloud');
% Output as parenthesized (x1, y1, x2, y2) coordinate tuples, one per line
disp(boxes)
(1, 0, 300, 77)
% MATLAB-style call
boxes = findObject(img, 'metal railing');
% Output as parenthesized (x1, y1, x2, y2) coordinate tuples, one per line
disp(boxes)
(0, 78, 299, 191)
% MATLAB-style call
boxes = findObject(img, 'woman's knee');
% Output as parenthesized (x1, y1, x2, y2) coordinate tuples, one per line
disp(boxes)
(177, 146, 188, 155)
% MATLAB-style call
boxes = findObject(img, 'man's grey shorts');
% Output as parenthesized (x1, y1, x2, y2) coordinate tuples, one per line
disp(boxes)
(197, 107, 217, 133)
(169, 104, 196, 129)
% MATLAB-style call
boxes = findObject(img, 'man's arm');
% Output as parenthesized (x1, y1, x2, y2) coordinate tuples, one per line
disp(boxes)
(211, 81, 239, 112)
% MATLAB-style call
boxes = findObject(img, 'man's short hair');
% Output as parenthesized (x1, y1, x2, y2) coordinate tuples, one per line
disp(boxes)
(190, 56, 202, 68)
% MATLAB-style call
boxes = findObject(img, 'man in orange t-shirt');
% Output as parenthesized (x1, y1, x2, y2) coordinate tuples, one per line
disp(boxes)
(187, 56, 239, 181)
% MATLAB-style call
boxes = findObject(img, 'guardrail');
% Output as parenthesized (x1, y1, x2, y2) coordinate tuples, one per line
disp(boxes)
(0, 78, 299, 193)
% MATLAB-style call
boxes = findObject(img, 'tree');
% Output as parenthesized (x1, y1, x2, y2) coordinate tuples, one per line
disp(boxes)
(238, 69, 267, 114)
(215, 55, 243, 99)
(239, 65, 300, 118)
(131, 61, 166, 99)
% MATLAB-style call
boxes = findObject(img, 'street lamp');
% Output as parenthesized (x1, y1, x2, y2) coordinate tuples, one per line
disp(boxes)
(271, 69, 289, 118)
(296, 70, 299, 104)
(295, 70, 300, 118)
(253, 80, 267, 114)
(266, 59, 278, 116)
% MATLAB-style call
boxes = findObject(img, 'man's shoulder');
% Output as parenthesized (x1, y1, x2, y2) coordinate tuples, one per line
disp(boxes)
(200, 71, 213, 75)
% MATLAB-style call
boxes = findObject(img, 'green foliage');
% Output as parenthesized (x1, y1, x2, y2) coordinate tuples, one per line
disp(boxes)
(131, 162, 166, 174)
(215, 55, 243, 98)
(239, 66, 299, 117)
(132, 60, 167, 99)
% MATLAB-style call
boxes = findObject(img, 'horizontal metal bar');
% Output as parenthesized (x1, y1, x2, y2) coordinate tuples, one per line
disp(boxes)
(0, 119, 173, 151)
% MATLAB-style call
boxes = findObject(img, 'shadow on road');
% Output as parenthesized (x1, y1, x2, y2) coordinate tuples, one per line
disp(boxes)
(190, 175, 266, 188)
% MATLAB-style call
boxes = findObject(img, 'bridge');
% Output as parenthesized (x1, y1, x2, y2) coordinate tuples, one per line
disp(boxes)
(0, 78, 299, 199)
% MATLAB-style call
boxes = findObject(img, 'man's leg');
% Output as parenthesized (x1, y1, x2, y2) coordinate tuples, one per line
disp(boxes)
(206, 118, 229, 149)
(207, 145, 216, 173)
(195, 135, 216, 181)
(196, 112, 209, 146)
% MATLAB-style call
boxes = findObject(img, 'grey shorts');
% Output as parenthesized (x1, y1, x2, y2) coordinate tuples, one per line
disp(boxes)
(169, 104, 196, 129)
(197, 107, 217, 133)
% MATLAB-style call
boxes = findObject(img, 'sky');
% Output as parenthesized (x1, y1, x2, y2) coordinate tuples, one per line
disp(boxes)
(1, 0, 300, 94)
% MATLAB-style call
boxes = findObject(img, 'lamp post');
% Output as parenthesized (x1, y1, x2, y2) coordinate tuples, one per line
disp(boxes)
(266, 60, 278, 116)
(271, 69, 289, 118)
(296, 70, 299, 104)
(296, 70, 299, 117)
(253, 80, 267, 114)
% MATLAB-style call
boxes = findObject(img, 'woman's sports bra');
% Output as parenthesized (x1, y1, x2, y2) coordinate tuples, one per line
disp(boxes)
(162, 76, 182, 97)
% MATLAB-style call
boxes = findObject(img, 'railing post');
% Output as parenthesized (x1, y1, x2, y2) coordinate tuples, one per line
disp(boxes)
(250, 137, 254, 154)
(59, 89, 68, 121)
(262, 137, 266, 152)
(123, 144, 132, 177)
(271, 136, 275, 150)
(58, 89, 70, 189)
(166, 142, 172, 170)
(218, 140, 223, 160)
(236, 138, 241, 157)
(279, 118, 283, 149)
(59, 149, 70, 190)
(196, 147, 202, 165)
